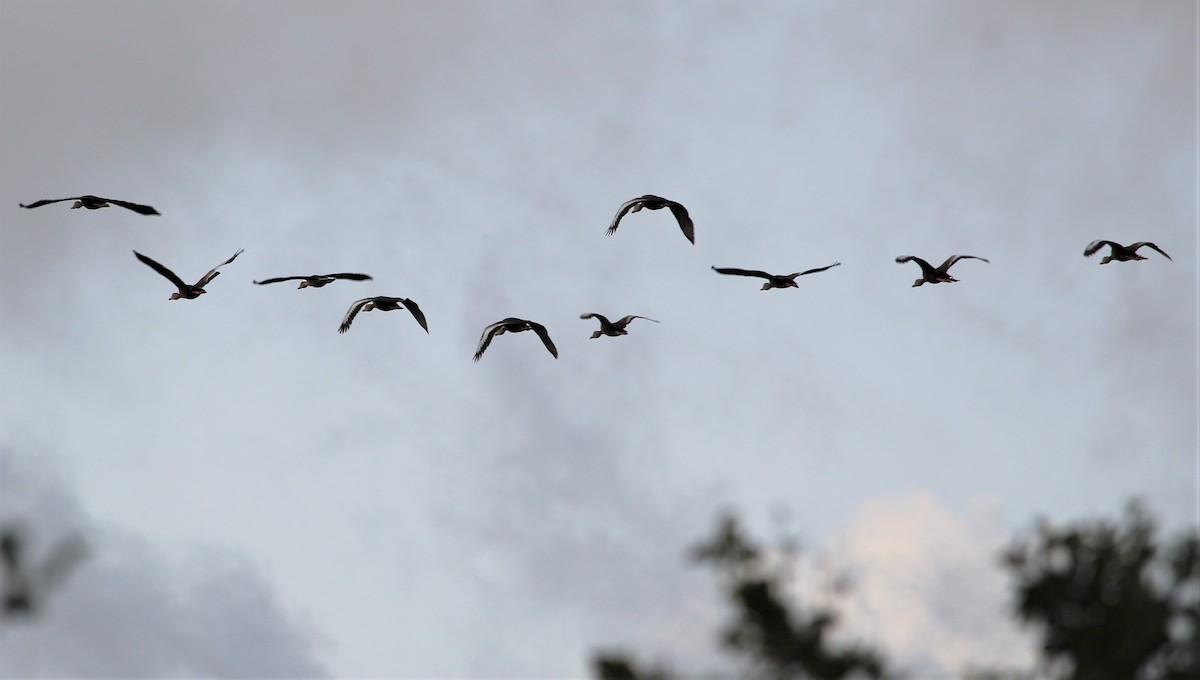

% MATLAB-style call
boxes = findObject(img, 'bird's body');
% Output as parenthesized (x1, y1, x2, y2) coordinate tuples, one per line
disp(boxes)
(711, 263, 841, 290)
(134, 248, 244, 299)
(606, 195, 695, 244)
(255, 273, 373, 288)
(474, 317, 558, 361)
(895, 254, 988, 287)
(338, 296, 428, 334)
(580, 312, 659, 338)
(20, 195, 159, 215)
(1083, 240, 1172, 264)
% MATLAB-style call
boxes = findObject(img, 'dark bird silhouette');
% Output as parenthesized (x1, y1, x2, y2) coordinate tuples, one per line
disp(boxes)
(474, 318, 557, 361)
(1083, 240, 1172, 264)
(20, 195, 159, 215)
(338, 296, 428, 334)
(711, 262, 842, 290)
(579, 313, 659, 339)
(134, 248, 244, 300)
(1, 526, 87, 617)
(895, 254, 988, 287)
(255, 273, 373, 288)
(606, 195, 694, 244)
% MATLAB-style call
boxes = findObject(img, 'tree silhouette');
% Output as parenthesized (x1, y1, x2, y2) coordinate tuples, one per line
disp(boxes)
(592, 512, 890, 680)
(1001, 501, 1199, 680)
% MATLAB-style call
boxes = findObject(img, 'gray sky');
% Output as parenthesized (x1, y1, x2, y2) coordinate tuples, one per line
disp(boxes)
(1, 1, 1195, 677)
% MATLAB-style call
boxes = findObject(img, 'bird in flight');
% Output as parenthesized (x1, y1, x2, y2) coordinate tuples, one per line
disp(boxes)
(338, 296, 428, 334)
(474, 318, 558, 361)
(580, 313, 659, 338)
(1, 526, 87, 617)
(895, 254, 988, 287)
(134, 248, 244, 299)
(20, 195, 159, 215)
(254, 273, 373, 288)
(1083, 240, 1172, 264)
(606, 195, 694, 244)
(711, 262, 842, 290)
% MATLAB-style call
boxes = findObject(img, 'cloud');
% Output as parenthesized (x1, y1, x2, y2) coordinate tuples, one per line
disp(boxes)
(793, 491, 1036, 678)
(0, 444, 329, 678)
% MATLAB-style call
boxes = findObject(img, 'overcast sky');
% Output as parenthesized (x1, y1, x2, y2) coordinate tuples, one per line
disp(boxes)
(1, 1, 1195, 677)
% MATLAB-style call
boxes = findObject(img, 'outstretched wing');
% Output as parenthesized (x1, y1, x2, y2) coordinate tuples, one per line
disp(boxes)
(938, 255, 989, 272)
(338, 298, 375, 334)
(606, 197, 643, 235)
(253, 275, 308, 285)
(712, 266, 773, 279)
(19, 197, 77, 209)
(895, 255, 936, 277)
(400, 298, 430, 333)
(473, 321, 507, 362)
(617, 315, 659, 325)
(580, 312, 612, 325)
(1083, 240, 1120, 257)
(528, 321, 559, 359)
(133, 251, 189, 292)
(194, 248, 244, 288)
(1129, 242, 1172, 261)
(104, 198, 160, 215)
(666, 200, 695, 244)
(325, 273, 373, 281)
(794, 262, 842, 277)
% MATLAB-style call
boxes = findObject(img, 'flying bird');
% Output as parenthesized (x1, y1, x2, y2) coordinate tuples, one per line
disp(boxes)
(254, 273, 373, 288)
(20, 195, 159, 215)
(606, 195, 694, 244)
(895, 254, 989, 287)
(134, 248, 244, 300)
(474, 318, 558, 361)
(338, 296, 428, 334)
(1, 526, 87, 617)
(711, 262, 842, 290)
(1083, 240, 1172, 264)
(580, 313, 659, 338)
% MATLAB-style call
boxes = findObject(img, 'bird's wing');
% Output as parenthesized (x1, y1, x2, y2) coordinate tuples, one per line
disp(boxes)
(580, 312, 611, 324)
(794, 262, 842, 277)
(253, 275, 308, 285)
(338, 298, 375, 334)
(400, 298, 430, 333)
(894, 255, 935, 276)
(18, 198, 77, 209)
(473, 321, 507, 362)
(1083, 240, 1120, 257)
(606, 197, 644, 235)
(193, 248, 244, 288)
(939, 255, 989, 272)
(667, 201, 695, 244)
(134, 251, 189, 292)
(1129, 242, 1172, 261)
(325, 273, 374, 281)
(712, 266, 773, 279)
(618, 315, 659, 325)
(528, 321, 559, 358)
(104, 198, 160, 215)
(36, 534, 87, 592)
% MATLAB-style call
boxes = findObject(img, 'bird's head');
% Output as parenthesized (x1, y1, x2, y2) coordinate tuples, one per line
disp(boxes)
(911, 279, 925, 287)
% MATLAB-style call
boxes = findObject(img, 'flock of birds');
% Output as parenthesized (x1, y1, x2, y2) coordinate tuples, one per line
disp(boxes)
(19, 193, 1174, 362)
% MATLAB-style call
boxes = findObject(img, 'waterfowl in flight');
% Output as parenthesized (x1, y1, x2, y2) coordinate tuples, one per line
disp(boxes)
(338, 296, 428, 334)
(134, 248, 244, 300)
(1, 526, 87, 616)
(580, 313, 659, 338)
(895, 255, 988, 287)
(606, 195, 695, 244)
(20, 195, 159, 215)
(711, 262, 842, 290)
(1083, 240, 1172, 264)
(474, 318, 558, 362)
(255, 273, 373, 288)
